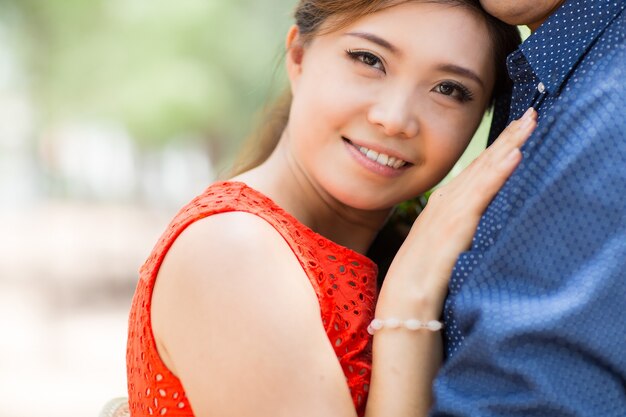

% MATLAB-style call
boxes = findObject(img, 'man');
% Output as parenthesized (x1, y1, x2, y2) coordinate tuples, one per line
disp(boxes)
(431, 1, 626, 416)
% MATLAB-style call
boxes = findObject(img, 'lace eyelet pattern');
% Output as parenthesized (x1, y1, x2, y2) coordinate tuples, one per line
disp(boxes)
(127, 181, 378, 416)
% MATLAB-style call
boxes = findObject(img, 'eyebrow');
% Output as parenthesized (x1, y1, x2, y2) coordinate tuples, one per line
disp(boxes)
(436, 64, 485, 89)
(344, 32, 399, 54)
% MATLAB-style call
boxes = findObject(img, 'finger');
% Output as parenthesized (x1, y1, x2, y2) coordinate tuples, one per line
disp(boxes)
(459, 108, 535, 183)
(458, 108, 536, 179)
(440, 108, 537, 205)
(449, 113, 535, 204)
(487, 107, 537, 159)
(480, 145, 524, 195)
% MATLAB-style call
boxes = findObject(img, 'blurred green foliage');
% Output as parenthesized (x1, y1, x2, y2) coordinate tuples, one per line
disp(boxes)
(0, 0, 296, 160)
(0, 0, 530, 174)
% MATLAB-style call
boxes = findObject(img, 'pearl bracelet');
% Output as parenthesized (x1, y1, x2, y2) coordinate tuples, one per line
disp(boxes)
(367, 318, 443, 335)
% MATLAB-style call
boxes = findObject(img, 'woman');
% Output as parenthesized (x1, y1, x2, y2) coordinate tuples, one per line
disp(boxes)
(126, 1, 534, 416)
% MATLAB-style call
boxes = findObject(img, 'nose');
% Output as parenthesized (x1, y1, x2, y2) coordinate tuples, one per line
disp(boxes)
(367, 87, 419, 138)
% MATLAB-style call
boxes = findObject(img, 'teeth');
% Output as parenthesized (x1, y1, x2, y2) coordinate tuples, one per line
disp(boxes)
(366, 149, 378, 161)
(357, 145, 407, 169)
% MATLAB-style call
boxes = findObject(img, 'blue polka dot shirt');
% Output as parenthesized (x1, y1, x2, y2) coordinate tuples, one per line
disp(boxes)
(432, 1, 626, 416)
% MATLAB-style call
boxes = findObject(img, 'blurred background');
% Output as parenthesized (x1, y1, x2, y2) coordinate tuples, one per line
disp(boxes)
(0, 1, 528, 416)
(0, 1, 293, 416)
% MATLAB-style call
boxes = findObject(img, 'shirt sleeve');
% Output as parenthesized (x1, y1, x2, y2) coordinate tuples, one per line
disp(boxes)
(429, 65, 626, 416)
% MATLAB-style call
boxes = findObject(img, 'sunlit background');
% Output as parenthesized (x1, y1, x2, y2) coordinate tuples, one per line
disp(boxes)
(0, 1, 528, 415)
(0, 1, 293, 416)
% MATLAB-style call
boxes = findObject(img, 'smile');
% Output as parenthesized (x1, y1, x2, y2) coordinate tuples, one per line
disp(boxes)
(343, 137, 409, 169)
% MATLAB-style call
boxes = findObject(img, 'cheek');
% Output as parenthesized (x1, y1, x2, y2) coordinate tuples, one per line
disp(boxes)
(420, 111, 479, 169)
(291, 67, 368, 137)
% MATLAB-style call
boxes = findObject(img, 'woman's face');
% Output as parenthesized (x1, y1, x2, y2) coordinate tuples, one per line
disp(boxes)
(285, 1, 495, 211)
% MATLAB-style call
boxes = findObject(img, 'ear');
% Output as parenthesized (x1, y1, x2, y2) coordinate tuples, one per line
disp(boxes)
(285, 25, 305, 93)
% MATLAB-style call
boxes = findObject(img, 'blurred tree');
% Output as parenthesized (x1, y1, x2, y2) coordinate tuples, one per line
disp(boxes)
(0, 0, 529, 173)
(0, 0, 296, 167)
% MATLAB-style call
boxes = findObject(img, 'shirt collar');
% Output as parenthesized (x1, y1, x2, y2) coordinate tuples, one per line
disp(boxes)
(519, 0, 625, 95)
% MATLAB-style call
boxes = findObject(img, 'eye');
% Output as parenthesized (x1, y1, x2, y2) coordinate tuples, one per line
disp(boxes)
(346, 49, 386, 73)
(433, 81, 474, 103)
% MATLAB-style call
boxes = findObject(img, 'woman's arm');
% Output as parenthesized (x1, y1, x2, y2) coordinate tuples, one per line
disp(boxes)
(152, 110, 536, 417)
(151, 211, 359, 417)
(157, 210, 438, 417)
(366, 108, 537, 416)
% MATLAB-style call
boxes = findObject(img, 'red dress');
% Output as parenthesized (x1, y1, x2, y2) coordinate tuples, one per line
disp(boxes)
(126, 181, 378, 416)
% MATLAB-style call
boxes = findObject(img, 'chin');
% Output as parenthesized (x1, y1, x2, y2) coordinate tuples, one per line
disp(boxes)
(316, 169, 435, 213)
(327, 184, 405, 213)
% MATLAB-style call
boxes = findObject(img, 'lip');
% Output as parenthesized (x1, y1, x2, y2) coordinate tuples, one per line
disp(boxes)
(342, 137, 412, 178)
(343, 136, 413, 165)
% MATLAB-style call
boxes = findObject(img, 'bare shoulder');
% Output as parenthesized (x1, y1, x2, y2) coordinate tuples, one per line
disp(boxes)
(149, 211, 355, 416)
(152, 210, 319, 325)
(151, 210, 320, 369)
(158, 211, 309, 287)
(170, 210, 291, 264)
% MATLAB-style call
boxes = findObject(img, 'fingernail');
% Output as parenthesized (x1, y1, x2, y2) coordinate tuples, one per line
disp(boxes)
(520, 109, 535, 128)
(522, 107, 534, 120)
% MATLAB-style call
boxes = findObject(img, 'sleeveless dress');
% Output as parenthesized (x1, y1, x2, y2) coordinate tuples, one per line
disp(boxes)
(126, 181, 379, 417)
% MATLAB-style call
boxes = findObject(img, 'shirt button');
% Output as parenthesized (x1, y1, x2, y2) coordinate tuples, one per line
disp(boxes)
(537, 82, 546, 93)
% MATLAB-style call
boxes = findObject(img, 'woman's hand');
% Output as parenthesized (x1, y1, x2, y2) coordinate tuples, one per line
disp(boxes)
(380, 108, 538, 316)
(366, 109, 537, 417)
